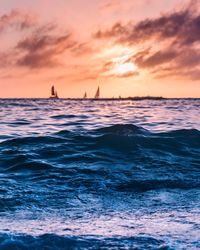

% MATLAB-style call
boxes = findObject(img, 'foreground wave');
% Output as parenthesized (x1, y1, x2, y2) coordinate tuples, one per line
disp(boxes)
(0, 125, 199, 195)
(0, 234, 172, 250)
(0, 99, 199, 249)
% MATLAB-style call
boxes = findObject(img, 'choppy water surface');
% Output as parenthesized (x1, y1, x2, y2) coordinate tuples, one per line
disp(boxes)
(0, 99, 200, 250)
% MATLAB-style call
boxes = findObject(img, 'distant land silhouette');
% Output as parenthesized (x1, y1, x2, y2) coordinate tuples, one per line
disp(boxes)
(71, 96, 165, 101)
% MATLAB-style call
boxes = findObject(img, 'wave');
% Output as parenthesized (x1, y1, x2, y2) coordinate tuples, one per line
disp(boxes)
(1, 123, 200, 142)
(0, 124, 199, 194)
(94, 124, 200, 139)
(8, 120, 32, 126)
(50, 114, 77, 119)
(0, 135, 67, 147)
(115, 179, 200, 192)
(0, 233, 169, 250)
(84, 125, 200, 157)
(4, 161, 54, 173)
(1, 126, 199, 157)
(0, 124, 199, 167)
(0, 100, 199, 250)
(96, 124, 149, 135)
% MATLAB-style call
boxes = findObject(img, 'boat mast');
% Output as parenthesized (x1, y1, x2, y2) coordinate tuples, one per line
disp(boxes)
(51, 85, 55, 96)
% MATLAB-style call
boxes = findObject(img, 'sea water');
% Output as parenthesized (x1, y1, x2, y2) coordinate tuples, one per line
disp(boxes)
(0, 99, 199, 249)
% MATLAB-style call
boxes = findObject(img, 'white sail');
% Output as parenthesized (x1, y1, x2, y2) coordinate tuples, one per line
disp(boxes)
(94, 86, 100, 99)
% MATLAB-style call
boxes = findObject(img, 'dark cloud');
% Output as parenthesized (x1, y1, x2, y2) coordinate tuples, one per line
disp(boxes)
(132, 46, 200, 80)
(132, 11, 191, 44)
(16, 28, 76, 68)
(95, 0, 200, 80)
(95, 6, 200, 46)
(0, 10, 93, 70)
(0, 9, 36, 33)
(134, 50, 177, 68)
(15, 31, 94, 68)
(142, 46, 200, 81)
(153, 66, 200, 81)
(176, 48, 200, 67)
(94, 22, 128, 39)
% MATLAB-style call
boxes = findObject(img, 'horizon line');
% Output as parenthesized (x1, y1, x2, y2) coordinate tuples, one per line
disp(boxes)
(0, 97, 199, 100)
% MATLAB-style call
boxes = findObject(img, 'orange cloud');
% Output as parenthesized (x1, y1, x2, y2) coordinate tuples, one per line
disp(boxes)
(0, 11, 94, 71)
(0, 9, 36, 33)
(94, 0, 200, 81)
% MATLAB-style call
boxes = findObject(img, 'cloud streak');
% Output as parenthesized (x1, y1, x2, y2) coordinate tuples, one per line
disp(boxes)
(99, 0, 121, 12)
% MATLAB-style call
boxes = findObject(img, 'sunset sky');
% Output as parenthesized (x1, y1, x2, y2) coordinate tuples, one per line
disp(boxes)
(0, 0, 200, 98)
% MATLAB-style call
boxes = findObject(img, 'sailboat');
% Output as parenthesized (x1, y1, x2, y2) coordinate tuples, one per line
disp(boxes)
(94, 86, 100, 99)
(83, 92, 87, 99)
(49, 85, 59, 99)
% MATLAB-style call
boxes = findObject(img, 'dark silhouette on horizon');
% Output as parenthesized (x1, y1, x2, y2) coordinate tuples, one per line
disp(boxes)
(94, 86, 100, 99)
(49, 85, 59, 99)
(83, 92, 87, 98)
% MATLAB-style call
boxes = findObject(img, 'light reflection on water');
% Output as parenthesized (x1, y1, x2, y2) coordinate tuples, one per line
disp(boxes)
(0, 99, 199, 138)
(1, 210, 199, 237)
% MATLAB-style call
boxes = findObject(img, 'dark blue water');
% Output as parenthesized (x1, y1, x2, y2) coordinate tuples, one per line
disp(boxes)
(0, 99, 200, 249)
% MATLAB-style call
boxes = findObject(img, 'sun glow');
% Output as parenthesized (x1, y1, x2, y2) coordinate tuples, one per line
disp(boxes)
(115, 62, 138, 76)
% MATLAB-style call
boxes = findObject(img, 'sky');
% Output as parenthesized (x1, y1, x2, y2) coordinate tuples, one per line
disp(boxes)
(0, 0, 200, 98)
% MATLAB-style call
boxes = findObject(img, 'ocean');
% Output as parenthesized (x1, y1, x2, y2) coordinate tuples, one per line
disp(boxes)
(0, 98, 199, 250)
